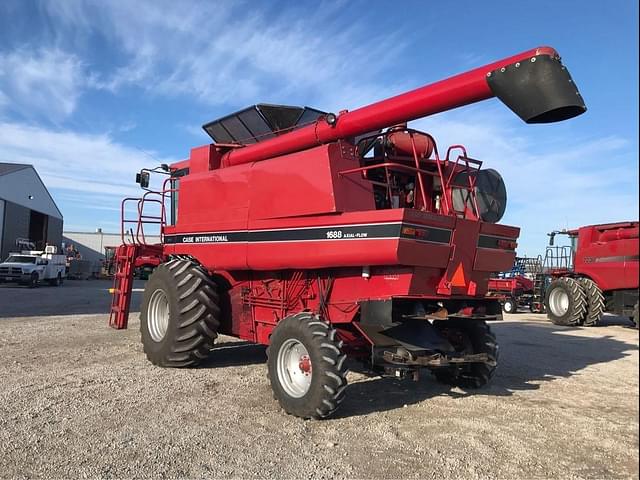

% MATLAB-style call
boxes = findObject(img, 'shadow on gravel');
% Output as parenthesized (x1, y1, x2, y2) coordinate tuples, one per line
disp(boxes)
(334, 320, 638, 418)
(586, 314, 637, 328)
(200, 341, 267, 368)
(0, 279, 144, 318)
(197, 321, 637, 419)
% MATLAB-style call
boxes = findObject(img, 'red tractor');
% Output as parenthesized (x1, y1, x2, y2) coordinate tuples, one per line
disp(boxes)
(544, 222, 639, 327)
(109, 46, 585, 418)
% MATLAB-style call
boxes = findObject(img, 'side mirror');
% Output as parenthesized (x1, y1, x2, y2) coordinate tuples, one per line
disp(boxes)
(136, 171, 150, 188)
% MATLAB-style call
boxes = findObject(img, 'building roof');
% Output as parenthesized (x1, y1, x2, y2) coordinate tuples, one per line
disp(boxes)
(0, 162, 63, 219)
(0, 162, 30, 176)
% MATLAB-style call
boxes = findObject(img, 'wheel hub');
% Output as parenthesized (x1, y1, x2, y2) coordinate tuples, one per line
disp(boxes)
(277, 339, 312, 398)
(147, 288, 170, 342)
(298, 355, 312, 375)
(549, 288, 569, 316)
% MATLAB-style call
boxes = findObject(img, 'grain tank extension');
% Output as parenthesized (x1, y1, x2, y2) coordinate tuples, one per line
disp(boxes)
(110, 46, 585, 418)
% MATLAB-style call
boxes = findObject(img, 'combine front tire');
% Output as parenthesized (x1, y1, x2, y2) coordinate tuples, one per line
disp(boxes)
(140, 259, 220, 367)
(267, 313, 348, 419)
(577, 278, 605, 327)
(432, 320, 498, 389)
(544, 277, 587, 326)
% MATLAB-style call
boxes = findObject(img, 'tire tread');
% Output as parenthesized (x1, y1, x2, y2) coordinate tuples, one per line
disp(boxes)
(141, 259, 220, 368)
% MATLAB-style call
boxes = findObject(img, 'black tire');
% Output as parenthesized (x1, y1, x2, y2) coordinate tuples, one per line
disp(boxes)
(432, 320, 498, 389)
(544, 277, 587, 326)
(140, 259, 220, 367)
(48, 272, 63, 287)
(632, 302, 639, 329)
(502, 297, 516, 314)
(267, 313, 347, 419)
(28, 272, 39, 288)
(577, 278, 604, 327)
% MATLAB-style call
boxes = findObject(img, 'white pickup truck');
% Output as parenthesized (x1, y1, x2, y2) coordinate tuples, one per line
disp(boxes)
(0, 247, 66, 287)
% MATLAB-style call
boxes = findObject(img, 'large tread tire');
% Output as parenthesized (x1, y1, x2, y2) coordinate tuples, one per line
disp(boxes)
(577, 277, 605, 327)
(140, 259, 220, 367)
(544, 277, 587, 326)
(267, 313, 347, 419)
(432, 320, 498, 389)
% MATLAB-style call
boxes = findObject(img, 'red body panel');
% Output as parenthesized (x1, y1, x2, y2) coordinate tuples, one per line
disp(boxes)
(488, 276, 534, 295)
(572, 222, 639, 292)
(165, 139, 518, 275)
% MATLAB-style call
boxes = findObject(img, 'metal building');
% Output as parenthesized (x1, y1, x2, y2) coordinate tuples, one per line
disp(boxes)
(63, 230, 161, 264)
(0, 163, 63, 261)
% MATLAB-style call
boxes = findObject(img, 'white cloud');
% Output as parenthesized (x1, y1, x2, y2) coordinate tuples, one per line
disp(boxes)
(0, 121, 176, 230)
(40, 0, 408, 110)
(0, 48, 87, 121)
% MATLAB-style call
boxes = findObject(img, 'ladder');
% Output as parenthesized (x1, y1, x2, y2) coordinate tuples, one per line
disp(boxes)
(108, 243, 138, 329)
(531, 273, 546, 313)
(108, 188, 169, 330)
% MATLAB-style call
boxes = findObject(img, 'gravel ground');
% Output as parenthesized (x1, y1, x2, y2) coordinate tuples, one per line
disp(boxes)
(0, 280, 638, 479)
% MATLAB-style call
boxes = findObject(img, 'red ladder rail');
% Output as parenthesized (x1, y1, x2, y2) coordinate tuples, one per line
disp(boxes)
(109, 179, 175, 330)
(109, 244, 138, 329)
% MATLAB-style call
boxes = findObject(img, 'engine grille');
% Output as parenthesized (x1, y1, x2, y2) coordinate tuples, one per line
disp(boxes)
(0, 267, 22, 276)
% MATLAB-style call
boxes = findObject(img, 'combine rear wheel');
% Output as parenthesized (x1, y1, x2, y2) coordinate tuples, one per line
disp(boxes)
(432, 320, 498, 389)
(140, 259, 220, 367)
(267, 313, 348, 419)
(544, 277, 587, 326)
(577, 278, 604, 327)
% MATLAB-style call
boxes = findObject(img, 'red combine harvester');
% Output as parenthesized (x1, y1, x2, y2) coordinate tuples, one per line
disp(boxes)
(544, 222, 639, 327)
(110, 46, 585, 418)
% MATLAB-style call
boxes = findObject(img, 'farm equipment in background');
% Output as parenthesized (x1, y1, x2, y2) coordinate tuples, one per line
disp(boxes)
(133, 253, 161, 280)
(487, 257, 539, 313)
(543, 222, 639, 327)
(101, 246, 117, 278)
(102, 245, 160, 279)
(488, 250, 569, 314)
(109, 46, 586, 418)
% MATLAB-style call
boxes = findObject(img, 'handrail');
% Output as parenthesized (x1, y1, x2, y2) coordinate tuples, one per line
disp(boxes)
(120, 176, 178, 246)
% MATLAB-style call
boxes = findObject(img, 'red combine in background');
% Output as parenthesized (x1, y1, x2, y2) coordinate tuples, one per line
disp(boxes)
(544, 222, 639, 327)
(109, 46, 586, 418)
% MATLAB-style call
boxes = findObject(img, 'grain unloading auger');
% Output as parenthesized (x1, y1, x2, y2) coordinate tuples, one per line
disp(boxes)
(110, 46, 585, 418)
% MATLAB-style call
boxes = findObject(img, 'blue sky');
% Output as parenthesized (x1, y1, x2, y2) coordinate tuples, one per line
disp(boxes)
(0, 0, 638, 256)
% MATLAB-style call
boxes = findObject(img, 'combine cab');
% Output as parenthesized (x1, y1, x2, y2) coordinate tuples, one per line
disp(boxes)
(110, 46, 586, 418)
